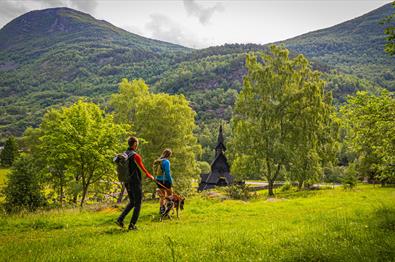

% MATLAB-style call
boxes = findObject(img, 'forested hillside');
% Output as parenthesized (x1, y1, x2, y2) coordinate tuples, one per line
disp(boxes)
(0, 7, 190, 136)
(0, 3, 394, 139)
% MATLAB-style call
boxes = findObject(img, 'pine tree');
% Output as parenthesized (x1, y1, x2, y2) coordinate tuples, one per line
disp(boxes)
(0, 137, 18, 167)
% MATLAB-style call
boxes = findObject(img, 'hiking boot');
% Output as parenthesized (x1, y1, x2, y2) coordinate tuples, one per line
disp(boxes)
(115, 219, 124, 228)
(128, 223, 138, 231)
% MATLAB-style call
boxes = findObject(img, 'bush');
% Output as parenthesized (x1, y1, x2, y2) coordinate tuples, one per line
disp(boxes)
(224, 183, 252, 201)
(278, 181, 293, 192)
(341, 164, 358, 189)
(2, 155, 47, 213)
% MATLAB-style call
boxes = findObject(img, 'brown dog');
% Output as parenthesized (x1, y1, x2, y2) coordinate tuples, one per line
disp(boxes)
(160, 193, 185, 221)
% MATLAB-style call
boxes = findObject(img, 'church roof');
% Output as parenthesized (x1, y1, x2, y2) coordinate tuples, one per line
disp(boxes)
(215, 125, 226, 151)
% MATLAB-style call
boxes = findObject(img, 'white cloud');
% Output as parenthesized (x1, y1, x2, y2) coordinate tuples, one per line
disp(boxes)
(183, 0, 224, 25)
(0, 0, 98, 26)
(145, 13, 207, 48)
(121, 24, 144, 36)
(69, 0, 97, 13)
(0, 0, 29, 26)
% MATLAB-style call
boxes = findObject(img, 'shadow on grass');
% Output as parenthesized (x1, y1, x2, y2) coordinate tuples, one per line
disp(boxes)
(374, 204, 395, 231)
(101, 227, 129, 235)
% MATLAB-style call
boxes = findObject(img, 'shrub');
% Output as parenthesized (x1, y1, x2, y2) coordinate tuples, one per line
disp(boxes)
(224, 183, 252, 201)
(2, 155, 47, 213)
(341, 164, 358, 189)
(278, 181, 293, 192)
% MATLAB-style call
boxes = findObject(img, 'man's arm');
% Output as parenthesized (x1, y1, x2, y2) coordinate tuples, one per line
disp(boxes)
(133, 153, 155, 180)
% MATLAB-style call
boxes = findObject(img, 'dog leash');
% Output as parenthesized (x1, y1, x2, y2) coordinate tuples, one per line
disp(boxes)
(154, 178, 171, 191)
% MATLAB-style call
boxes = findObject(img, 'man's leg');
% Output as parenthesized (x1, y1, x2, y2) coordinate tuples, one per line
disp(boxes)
(129, 184, 142, 227)
(117, 182, 134, 224)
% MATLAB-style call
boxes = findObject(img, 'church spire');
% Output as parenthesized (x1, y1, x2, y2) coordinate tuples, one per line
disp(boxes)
(215, 124, 226, 157)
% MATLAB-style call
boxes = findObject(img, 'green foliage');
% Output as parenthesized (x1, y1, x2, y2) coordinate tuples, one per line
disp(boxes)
(283, 3, 395, 90)
(224, 183, 253, 200)
(0, 168, 9, 189)
(109, 78, 149, 124)
(341, 163, 359, 189)
(232, 45, 334, 195)
(382, 2, 395, 55)
(197, 161, 211, 174)
(109, 79, 201, 195)
(1, 4, 395, 139)
(24, 100, 129, 207)
(0, 136, 18, 167)
(340, 90, 395, 184)
(2, 155, 47, 213)
(323, 164, 343, 184)
(278, 181, 294, 192)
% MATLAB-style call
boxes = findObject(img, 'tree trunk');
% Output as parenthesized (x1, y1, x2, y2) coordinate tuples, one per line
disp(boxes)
(72, 175, 80, 204)
(268, 179, 275, 196)
(60, 183, 64, 207)
(298, 180, 304, 190)
(59, 172, 64, 207)
(80, 184, 89, 207)
(117, 184, 126, 204)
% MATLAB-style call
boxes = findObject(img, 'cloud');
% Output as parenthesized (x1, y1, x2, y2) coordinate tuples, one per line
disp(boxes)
(0, 0, 98, 27)
(122, 25, 144, 36)
(183, 0, 224, 25)
(0, 0, 29, 26)
(38, 0, 64, 7)
(69, 0, 97, 13)
(145, 13, 207, 48)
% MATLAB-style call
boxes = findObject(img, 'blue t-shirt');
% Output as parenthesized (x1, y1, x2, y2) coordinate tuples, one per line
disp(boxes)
(156, 159, 173, 185)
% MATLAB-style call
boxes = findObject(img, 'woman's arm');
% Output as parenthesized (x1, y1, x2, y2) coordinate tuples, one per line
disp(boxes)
(163, 159, 173, 184)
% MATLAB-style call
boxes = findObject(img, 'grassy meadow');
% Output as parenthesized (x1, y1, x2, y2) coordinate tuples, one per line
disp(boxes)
(0, 185, 394, 261)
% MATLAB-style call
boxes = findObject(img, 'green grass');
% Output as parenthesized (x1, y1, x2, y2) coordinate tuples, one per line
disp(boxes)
(0, 185, 394, 261)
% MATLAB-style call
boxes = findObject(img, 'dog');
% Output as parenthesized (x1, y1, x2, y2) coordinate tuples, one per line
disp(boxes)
(160, 193, 185, 221)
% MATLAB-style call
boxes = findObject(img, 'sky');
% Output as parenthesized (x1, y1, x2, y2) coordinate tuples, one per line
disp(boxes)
(0, 0, 392, 48)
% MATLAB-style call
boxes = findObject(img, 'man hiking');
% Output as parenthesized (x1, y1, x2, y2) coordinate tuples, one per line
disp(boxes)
(115, 136, 155, 231)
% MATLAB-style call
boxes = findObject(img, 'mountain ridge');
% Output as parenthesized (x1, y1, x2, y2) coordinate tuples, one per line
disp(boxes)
(0, 4, 394, 138)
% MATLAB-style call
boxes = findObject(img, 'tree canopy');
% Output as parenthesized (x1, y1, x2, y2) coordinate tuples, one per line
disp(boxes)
(231, 45, 336, 195)
(340, 90, 395, 183)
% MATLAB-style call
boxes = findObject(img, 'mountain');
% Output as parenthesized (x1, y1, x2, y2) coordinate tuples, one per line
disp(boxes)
(0, 4, 394, 139)
(0, 7, 190, 136)
(280, 3, 395, 90)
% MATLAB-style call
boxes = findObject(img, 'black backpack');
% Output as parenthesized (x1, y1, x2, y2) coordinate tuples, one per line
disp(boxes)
(113, 150, 136, 182)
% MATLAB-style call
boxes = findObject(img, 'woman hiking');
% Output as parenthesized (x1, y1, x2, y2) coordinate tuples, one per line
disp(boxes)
(115, 136, 155, 231)
(153, 149, 173, 215)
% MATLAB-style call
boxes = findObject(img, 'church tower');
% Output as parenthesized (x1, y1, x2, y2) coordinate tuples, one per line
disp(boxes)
(198, 124, 234, 191)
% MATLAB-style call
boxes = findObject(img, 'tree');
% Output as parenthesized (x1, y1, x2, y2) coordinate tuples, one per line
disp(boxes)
(136, 93, 201, 194)
(110, 79, 201, 195)
(109, 78, 149, 124)
(382, 2, 395, 56)
(289, 93, 339, 190)
(28, 100, 129, 207)
(340, 90, 395, 184)
(231, 45, 334, 195)
(3, 154, 47, 213)
(0, 137, 18, 167)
